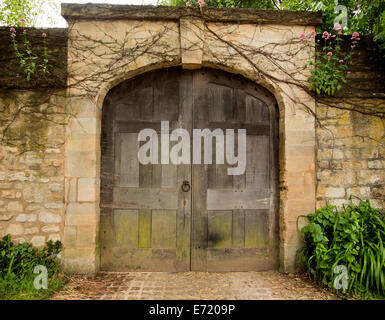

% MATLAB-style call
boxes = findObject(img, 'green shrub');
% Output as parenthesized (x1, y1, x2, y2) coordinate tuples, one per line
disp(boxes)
(298, 199, 385, 299)
(0, 234, 64, 300)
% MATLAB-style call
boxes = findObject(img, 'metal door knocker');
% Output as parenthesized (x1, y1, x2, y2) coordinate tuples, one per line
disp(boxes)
(181, 180, 191, 192)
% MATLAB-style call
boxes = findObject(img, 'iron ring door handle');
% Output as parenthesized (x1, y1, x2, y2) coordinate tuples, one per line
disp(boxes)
(181, 180, 191, 192)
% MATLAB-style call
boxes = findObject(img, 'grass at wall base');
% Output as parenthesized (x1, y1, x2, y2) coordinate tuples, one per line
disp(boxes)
(0, 235, 64, 300)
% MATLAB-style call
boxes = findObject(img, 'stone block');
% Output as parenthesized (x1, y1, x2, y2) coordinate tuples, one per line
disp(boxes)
(0, 214, 12, 221)
(368, 160, 383, 169)
(65, 213, 97, 226)
(65, 178, 77, 202)
(39, 210, 62, 223)
(69, 117, 97, 134)
(16, 214, 37, 222)
(2, 190, 15, 199)
(66, 202, 97, 216)
(7, 201, 23, 212)
(48, 234, 61, 242)
(65, 151, 97, 178)
(347, 186, 371, 198)
(317, 186, 345, 198)
(42, 225, 60, 233)
(66, 133, 97, 153)
(180, 18, 204, 69)
(62, 247, 98, 274)
(25, 227, 39, 235)
(24, 184, 50, 203)
(77, 226, 95, 247)
(31, 235, 45, 247)
(63, 227, 77, 248)
(6, 224, 24, 236)
(78, 178, 96, 202)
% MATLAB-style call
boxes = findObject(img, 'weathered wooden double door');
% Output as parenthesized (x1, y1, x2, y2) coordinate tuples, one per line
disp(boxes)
(100, 67, 278, 271)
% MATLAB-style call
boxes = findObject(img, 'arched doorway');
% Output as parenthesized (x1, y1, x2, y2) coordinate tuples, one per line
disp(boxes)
(100, 67, 279, 271)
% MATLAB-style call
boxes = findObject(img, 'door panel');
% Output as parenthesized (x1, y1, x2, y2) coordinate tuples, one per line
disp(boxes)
(100, 67, 278, 272)
(191, 69, 279, 271)
(100, 68, 192, 271)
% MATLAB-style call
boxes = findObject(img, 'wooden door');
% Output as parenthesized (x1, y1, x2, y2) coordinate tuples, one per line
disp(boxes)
(100, 67, 278, 272)
(191, 69, 279, 271)
(100, 68, 192, 271)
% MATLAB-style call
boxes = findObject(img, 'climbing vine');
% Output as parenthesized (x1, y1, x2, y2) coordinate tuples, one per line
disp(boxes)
(9, 20, 50, 81)
(1, 6, 385, 155)
(300, 22, 360, 96)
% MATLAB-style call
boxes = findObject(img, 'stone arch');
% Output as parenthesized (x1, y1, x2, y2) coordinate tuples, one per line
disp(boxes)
(98, 65, 281, 271)
(63, 10, 316, 274)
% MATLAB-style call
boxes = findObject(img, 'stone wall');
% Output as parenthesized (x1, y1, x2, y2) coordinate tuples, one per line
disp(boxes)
(0, 27, 67, 89)
(315, 35, 385, 209)
(0, 4, 384, 275)
(0, 90, 65, 246)
(61, 4, 319, 273)
(316, 99, 385, 209)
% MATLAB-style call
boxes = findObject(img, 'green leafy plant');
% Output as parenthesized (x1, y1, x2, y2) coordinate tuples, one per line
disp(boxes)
(0, 234, 63, 300)
(9, 21, 50, 81)
(298, 199, 385, 299)
(300, 23, 359, 96)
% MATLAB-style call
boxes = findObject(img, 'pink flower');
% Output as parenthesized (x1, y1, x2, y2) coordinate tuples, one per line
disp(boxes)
(347, 71, 351, 74)
(333, 22, 342, 31)
(42, 32, 47, 37)
(352, 32, 360, 38)
(299, 32, 306, 38)
(9, 27, 16, 33)
(198, 0, 204, 6)
(19, 18, 26, 24)
(351, 45, 356, 48)
(338, 30, 342, 35)
(332, 34, 336, 38)
(317, 39, 320, 42)
(186, 1, 191, 6)
(10, 33, 16, 38)
(322, 31, 329, 38)
(356, 38, 360, 40)
(309, 30, 317, 38)
(352, 40, 357, 44)
(339, 59, 344, 63)
(327, 52, 333, 56)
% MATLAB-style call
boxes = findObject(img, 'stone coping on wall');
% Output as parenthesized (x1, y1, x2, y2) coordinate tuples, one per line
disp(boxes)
(61, 4, 322, 26)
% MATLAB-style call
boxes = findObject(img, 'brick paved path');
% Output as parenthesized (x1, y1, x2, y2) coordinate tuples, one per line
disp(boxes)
(52, 271, 340, 300)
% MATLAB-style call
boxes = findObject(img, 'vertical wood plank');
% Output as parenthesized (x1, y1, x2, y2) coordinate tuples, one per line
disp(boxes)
(154, 70, 179, 121)
(117, 133, 139, 187)
(208, 211, 232, 248)
(234, 89, 246, 122)
(245, 210, 268, 248)
(232, 133, 245, 248)
(246, 135, 269, 189)
(139, 136, 155, 188)
(152, 136, 162, 188)
(138, 209, 151, 248)
(114, 209, 138, 247)
(162, 164, 177, 188)
(175, 70, 192, 271)
(152, 210, 177, 248)
(191, 69, 208, 271)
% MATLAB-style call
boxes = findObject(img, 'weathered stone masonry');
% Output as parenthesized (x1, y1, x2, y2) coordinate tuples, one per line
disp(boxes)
(315, 36, 385, 209)
(0, 4, 384, 274)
